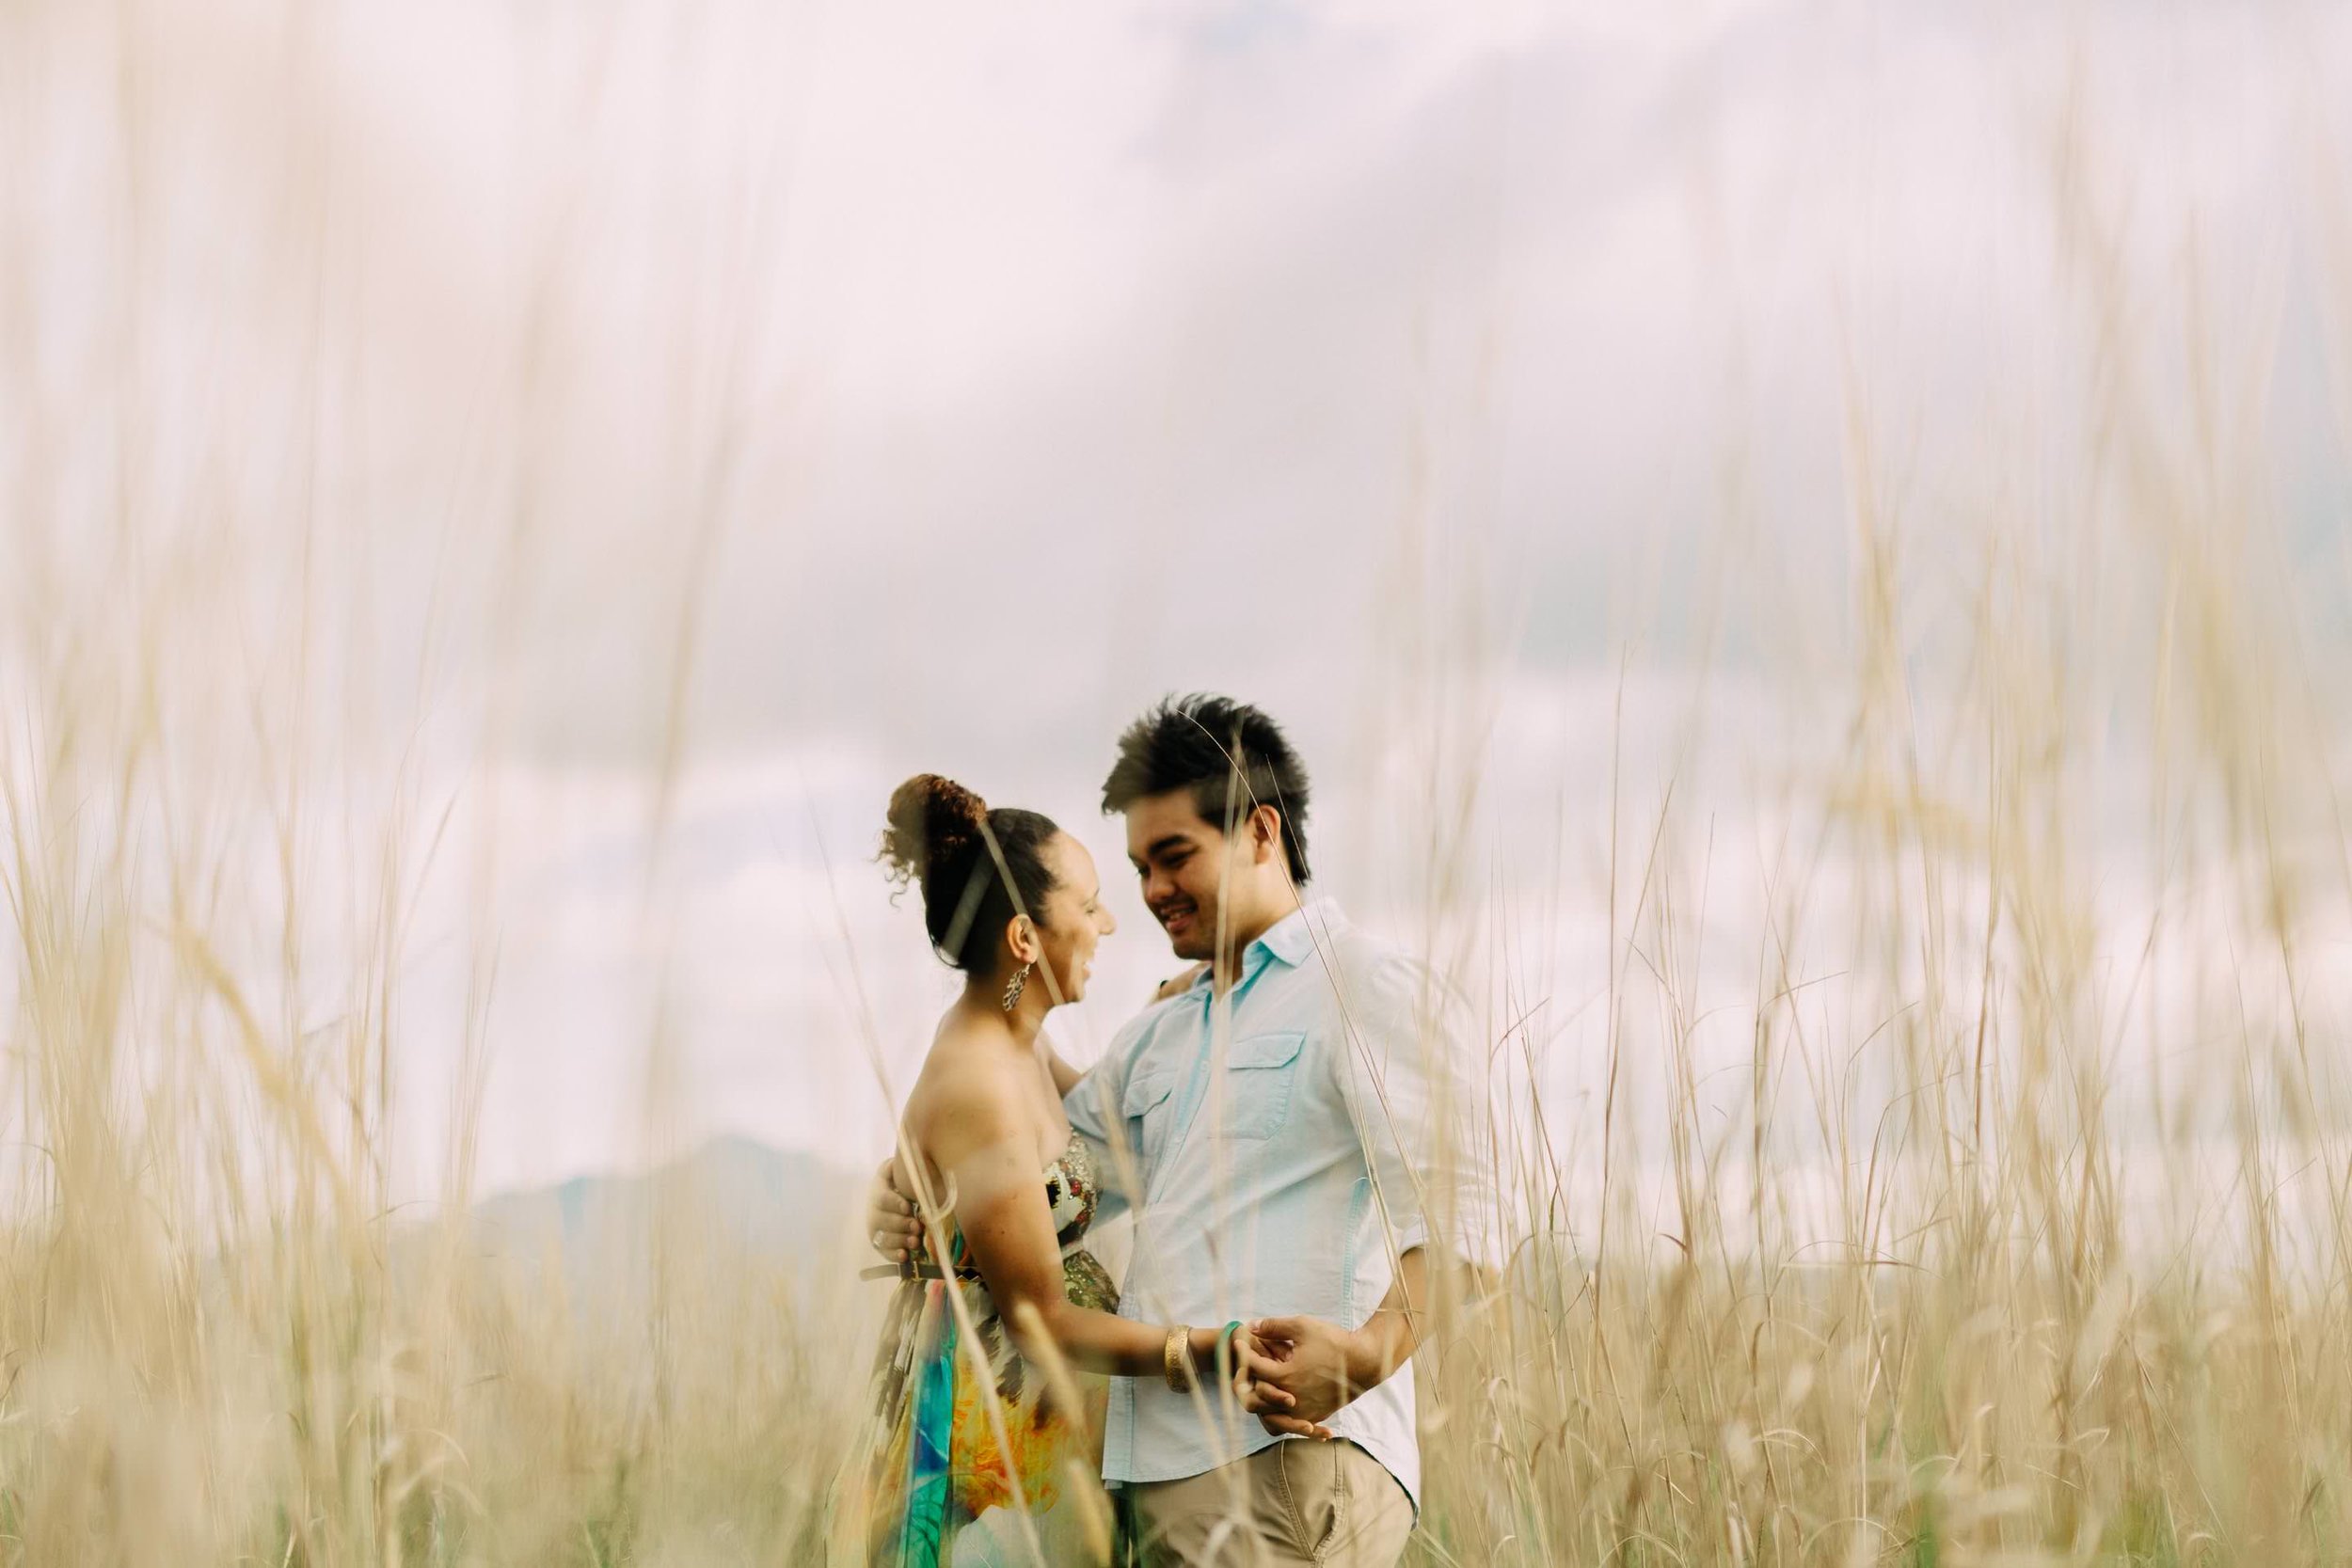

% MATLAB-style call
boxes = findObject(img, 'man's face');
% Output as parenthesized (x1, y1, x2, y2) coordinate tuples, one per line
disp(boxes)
(1122, 789, 1233, 962)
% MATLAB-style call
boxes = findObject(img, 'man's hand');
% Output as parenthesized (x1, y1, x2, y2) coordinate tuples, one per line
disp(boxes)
(866, 1155, 924, 1263)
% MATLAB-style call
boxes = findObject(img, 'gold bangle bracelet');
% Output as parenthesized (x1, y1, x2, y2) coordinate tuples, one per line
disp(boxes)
(1163, 1324, 1193, 1392)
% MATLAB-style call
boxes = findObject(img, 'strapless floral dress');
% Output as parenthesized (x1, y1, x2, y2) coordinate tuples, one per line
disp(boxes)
(864, 1131, 1120, 1567)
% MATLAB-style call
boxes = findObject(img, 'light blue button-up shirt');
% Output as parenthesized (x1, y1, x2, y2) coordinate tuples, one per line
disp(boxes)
(1064, 898, 1483, 1513)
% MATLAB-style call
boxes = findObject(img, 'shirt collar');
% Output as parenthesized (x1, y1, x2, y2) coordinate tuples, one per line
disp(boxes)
(1248, 896, 1339, 971)
(1178, 897, 1340, 994)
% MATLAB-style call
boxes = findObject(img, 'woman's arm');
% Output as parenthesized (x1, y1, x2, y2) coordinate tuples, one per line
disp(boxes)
(868, 1048, 1090, 1261)
(1036, 964, 1203, 1114)
(1040, 1046, 1086, 1101)
(926, 1067, 1279, 1388)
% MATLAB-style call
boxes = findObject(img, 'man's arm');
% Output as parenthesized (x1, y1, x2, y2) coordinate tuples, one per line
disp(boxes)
(1343, 1244, 1432, 1384)
(1244, 950, 1496, 1429)
(1247, 1249, 1429, 1431)
(1337, 948, 1498, 1275)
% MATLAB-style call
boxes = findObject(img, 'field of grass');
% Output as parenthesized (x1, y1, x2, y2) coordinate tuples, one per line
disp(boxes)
(5, 3, 2350, 1564)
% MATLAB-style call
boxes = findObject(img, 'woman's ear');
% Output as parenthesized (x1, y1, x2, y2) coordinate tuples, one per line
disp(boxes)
(1006, 913, 1041, 966)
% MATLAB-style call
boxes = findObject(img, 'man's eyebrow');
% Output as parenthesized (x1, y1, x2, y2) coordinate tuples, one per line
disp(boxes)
(1143, 835, 1194, 861)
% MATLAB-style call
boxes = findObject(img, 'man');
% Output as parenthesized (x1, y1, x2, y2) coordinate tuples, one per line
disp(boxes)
(867, 694, 1486, 1567)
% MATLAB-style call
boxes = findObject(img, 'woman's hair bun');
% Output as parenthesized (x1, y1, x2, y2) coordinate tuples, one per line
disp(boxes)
(880, 775, 1063, 973)
(881, 773, 989, 890)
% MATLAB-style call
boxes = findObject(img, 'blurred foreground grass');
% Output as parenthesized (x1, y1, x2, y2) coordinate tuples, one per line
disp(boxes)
(5, 3, 2352, 1564)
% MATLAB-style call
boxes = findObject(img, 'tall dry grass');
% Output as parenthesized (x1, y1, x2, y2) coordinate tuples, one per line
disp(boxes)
(5, 3, 2352, 1565)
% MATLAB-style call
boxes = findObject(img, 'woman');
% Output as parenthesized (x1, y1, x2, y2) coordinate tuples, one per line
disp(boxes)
(862, 775, 1289, 1568)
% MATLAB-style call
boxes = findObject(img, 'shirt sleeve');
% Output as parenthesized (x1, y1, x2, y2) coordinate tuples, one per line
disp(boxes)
(1328, 949, 1499, 1269)
(1063, 1010, 1154, 1225)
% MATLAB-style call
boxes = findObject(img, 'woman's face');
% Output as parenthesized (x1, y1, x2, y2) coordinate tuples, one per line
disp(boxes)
(1029, 832, 1116, 1006)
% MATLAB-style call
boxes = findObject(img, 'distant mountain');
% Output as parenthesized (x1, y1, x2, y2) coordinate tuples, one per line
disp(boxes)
(466, 1135, 864, 1290)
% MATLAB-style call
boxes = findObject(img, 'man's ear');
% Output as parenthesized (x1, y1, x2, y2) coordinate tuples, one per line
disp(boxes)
(1248, 804, 1283, 867)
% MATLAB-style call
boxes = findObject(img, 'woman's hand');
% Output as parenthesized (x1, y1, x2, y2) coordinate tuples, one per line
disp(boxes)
(1150, 963, 1209, 1004)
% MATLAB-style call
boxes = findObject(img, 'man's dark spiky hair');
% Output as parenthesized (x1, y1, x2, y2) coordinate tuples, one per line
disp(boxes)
(1100, 693, 1311, 883)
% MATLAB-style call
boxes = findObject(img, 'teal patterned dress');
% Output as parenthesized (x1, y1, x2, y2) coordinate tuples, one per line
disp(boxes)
(864, 1132, 1121, 1567)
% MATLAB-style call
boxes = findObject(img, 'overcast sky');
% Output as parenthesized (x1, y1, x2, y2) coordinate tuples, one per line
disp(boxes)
(3, 0, 2347, 1208)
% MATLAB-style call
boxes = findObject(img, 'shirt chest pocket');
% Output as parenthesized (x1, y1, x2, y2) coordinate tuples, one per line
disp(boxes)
(1120, 1069, 1174, 1164)
(1214, 1030, 1307, 1141)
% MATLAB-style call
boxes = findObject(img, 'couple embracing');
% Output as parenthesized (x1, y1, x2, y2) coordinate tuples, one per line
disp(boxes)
(857, 695, 1482, 1568)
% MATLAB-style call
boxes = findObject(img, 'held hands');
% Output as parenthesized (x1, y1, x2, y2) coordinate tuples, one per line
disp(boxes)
(1197, 1325, 1327, 1438)
(1237, 1315, 1376, 1441)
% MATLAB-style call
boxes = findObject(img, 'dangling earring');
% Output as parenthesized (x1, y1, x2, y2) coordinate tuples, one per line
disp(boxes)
(1001, 961, 1033, 1013)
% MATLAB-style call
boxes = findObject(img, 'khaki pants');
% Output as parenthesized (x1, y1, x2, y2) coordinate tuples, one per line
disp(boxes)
(1123, 1440, 1413, 1567)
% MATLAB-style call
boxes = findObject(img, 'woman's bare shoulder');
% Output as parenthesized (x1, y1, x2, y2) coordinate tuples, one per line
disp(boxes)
(903, 1023, 1033, 1165)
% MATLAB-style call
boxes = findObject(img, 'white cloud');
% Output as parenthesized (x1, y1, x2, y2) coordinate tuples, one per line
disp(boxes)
(4, 0, 2346, 1221)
